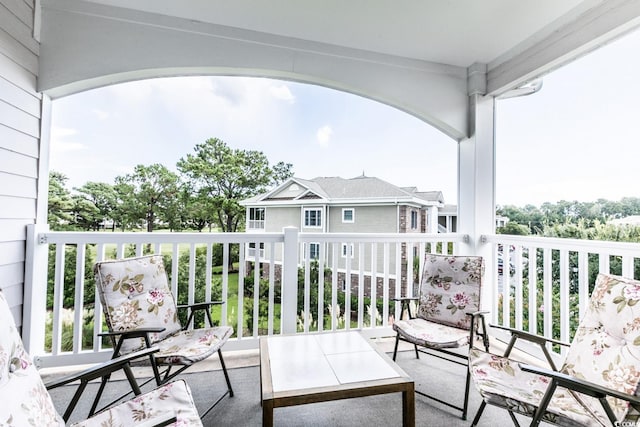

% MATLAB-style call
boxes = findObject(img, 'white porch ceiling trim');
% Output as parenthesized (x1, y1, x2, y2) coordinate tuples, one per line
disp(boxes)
(488, 0, 640, 95)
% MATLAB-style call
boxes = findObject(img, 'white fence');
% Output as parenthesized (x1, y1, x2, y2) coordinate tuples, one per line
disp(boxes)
(24, 225, 640, 369)
(24, 225, 463, 368)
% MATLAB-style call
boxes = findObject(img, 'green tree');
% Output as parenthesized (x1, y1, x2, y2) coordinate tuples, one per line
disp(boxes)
(497, 222, 530, 235)
(114, 164, 181, 232)
(48, 171, 74, 230)
(181, 184, 217, 232)
(70, 194, 100, 231)
(112, 181, 141, 231)
(73, 182, 117, 230)
(177, 138, 293, 233)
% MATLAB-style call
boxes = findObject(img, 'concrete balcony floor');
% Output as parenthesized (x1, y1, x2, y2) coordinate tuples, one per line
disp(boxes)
(44, 337, 545, 426)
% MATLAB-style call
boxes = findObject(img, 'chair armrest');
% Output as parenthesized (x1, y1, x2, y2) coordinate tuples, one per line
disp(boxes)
(489, 324, 568, 369)
(44, 347, 160, 390)
(490, 324, 570, 348)
(467, 311, 490, 350)
(98, 327, 166, 339)
(178, 302, 226, 329)
(391, 297, 419, 320)
(520, 363, 640, 405)
(177, 301, 225, 311)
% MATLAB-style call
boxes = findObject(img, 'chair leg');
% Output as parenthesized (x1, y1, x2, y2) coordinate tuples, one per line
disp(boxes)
(218, 348, 234, 397)
(462, 366, 472, 420)
(508, 411, 521, 427)
(471, 401, 486, 426)
(393, 333, 400, 361)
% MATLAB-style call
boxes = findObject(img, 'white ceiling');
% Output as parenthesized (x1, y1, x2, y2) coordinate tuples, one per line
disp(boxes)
(83, 0, 585, 68)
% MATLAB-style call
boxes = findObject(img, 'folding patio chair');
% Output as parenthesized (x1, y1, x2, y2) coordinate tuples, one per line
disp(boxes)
(392, 253, 487, 420)
(469, 273, 640, 426)
(94, 254, 234, 418)
(0, 288, 202, 426)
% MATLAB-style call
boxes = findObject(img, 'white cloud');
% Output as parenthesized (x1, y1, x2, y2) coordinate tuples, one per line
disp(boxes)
(316, 125, 333, 146)
(50, 127, 87, 152)
(93, 109, 109, 120)
(269, 84, 295, 103)
(51, 126, 77, 139)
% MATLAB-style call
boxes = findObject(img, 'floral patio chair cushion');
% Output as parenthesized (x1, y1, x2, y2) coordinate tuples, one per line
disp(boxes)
(393, 255, 483, 348)
(0, 290, 65, 426)
(95, 255, 182, 355)
(469, 273, 640, 426)
(94, 254, 233, 365)
(70, 379, 202, 427)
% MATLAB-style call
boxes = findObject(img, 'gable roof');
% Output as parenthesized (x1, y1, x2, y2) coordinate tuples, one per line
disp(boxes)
(241, 175, 445, 207)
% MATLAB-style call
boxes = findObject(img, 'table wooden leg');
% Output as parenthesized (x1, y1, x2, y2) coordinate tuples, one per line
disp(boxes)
(262, 399, 274, 427)
(403, 384, 415, 427)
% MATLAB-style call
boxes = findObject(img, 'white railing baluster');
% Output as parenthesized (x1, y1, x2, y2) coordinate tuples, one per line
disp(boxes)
(268, 241, 276, 335)
(52, 244, 65, 356)
(222, 243, 229, 328)
(543, 248, 553, 341)
(357, 242, 364, 329)
(382, 242, 390, 327)
(253, 240, 260, 337)
(73, 243, 86, 353)
(330, 242, 338, 331)
(559, 250, 570, 344)
(237, 242, 245, 339)
(317, 243, 325, 333)
(370, 242, 378, 328)
(527, 246, 537, 335)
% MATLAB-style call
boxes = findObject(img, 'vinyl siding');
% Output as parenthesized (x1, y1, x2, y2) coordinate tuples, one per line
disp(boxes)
(264, 206, 301, 232)
(0, 0, 40, 329)
(328, 205, 398, 233)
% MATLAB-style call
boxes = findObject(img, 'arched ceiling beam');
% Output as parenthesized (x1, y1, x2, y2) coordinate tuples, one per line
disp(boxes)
(39, 0, 468, 141)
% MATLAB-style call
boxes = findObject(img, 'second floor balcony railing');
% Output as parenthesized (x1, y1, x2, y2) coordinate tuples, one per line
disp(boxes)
(21, 224, 640, 369)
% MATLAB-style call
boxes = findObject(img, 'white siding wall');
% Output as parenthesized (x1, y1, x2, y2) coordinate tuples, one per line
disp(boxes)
(0, 0, 40, 328)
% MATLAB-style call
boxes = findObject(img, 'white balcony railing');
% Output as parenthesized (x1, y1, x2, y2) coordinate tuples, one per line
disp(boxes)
(23, 225, 463, 368)
(23, 225, 640, 369)
(483, 233, 640, 363)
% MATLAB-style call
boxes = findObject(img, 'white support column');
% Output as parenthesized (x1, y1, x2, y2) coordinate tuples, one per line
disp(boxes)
(23, 223, 50, 359)
(458, 67, 497, 310)
(281, 226, 299, 334)
(427, 206, 438, 233)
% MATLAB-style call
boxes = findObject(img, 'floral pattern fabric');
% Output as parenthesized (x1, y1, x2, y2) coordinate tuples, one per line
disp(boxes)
(94, 254, 233, 364)
(0, 290, 64, 427)
(70, 379, 202, 427)
(469, 273, 640, 426)
(392, 254, 483, 349)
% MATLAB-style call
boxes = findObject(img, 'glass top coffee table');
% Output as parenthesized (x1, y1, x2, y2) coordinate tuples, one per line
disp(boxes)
(260, 331, 415, 426)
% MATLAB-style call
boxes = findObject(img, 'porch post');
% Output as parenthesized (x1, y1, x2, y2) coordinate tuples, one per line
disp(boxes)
(281, 226, 299, 334)
(458, 63, 496, 311)
(23, 223, 50, 359)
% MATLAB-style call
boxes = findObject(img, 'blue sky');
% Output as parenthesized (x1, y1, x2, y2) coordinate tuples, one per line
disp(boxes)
(50, 28, 640, 208)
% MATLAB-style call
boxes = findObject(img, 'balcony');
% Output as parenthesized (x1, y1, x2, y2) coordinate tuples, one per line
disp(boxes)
(25, 226, 640, 366)
(25, 227, 640, 424)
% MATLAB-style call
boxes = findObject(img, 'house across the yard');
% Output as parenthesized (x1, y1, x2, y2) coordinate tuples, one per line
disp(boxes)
(240, 175, 451, 297)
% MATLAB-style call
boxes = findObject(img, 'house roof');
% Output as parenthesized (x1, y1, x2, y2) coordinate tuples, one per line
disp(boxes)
(241, 175, 444, 207)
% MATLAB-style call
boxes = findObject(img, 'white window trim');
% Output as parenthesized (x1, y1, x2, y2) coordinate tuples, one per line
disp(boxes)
(341, 243, 354, 258)
(303, 242, 321, 260)
(410, 210, 418, 230)
(342, 208, 355, 223)
(303, 208, 323, 228)
(248, 207, 265, 229)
